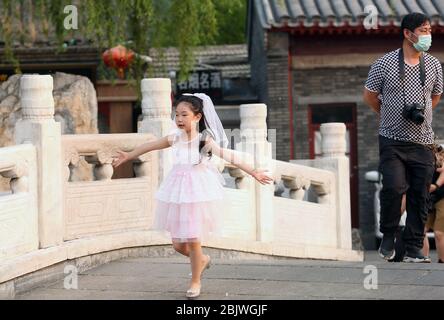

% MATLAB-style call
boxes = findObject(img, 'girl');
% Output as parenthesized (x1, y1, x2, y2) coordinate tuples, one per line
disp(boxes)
(112, 93, 273, 298)
(422, 143, 444, 263)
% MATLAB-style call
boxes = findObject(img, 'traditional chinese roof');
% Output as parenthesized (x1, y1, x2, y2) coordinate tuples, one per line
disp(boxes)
(252, 0, 444, 29)
(149, 45, 250, 79)
(0, 44, 250, 80)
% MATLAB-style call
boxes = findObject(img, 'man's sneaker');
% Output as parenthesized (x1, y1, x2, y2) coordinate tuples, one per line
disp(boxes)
(378, 235, 395, 260)
(403, 248, 431, 263)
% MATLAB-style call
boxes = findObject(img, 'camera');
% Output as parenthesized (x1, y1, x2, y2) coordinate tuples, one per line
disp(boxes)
(402, 103, 425, 125)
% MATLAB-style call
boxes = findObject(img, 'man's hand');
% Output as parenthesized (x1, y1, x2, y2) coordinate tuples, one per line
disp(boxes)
(252, 169, 274, 185)
(429, 183, 437, 193)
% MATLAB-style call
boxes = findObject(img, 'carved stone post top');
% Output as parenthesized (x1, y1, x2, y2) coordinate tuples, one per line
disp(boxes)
(20, 74, 53, 91)
(19, 74, 54, 120)
(141, 78, 171, 92)
(239, 104, 268, 142)
(240, 104, 267, 119)
(320, 122, 346, 134)
(320, 122, 346, 158)
(141, 78, 172, 117)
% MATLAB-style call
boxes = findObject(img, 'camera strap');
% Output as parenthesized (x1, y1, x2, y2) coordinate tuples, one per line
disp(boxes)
(398, 48, 427, 108)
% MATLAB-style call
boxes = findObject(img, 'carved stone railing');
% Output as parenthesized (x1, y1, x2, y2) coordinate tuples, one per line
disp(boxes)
(0, 76, 363, 299)
(61, 133, 158, 241)
(0, 144, 38, 260)
(273, 160, 334, 203)
(62, 133, 156, 182)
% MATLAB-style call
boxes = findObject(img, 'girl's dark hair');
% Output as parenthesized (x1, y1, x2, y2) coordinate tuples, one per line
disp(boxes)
(173, 95, 215, 164)
(401, 12, 430, 39)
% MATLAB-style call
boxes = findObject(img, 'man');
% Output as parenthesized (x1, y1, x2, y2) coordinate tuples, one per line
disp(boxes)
(363, 13, 443, 263)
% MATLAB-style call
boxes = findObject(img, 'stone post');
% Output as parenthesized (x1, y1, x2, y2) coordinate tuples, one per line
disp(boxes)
(138, 78, 174, 183)
(237, 104, 274, 242)
(14, 74, 63, 248)
(320, 123, 352, 250)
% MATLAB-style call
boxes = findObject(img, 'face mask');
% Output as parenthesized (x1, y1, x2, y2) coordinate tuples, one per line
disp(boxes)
(409, 32, 432, 52)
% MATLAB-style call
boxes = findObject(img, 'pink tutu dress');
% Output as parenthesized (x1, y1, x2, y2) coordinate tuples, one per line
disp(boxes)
(153, 129, 226, 243)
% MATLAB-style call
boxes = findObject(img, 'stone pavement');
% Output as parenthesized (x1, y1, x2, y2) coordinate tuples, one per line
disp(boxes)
(15, 250, 444, 300)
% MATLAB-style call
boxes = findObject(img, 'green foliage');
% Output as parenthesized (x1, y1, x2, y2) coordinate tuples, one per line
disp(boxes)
(0, 0, 246, 86)
(213, 0, 247, 44)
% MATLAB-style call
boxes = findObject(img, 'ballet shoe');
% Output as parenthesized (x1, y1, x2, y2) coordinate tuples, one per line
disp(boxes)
(186, 286, 201, 299)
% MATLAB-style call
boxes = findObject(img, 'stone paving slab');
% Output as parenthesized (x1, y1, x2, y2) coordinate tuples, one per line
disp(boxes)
(13, 251, 444, 300)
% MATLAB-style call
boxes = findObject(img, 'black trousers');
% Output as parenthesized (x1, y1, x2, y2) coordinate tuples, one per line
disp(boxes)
(378, 135, 435, 251)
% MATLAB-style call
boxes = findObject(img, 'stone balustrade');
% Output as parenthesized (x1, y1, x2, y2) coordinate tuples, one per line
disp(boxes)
(0, 75, 363, 298)
(62, 133, 157, 182)
(0, 144, 38, 261)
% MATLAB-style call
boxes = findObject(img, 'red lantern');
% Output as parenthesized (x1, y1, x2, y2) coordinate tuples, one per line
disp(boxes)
(102, 45, 135, 79)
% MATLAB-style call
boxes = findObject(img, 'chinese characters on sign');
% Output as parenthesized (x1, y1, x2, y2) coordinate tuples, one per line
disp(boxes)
(176, 70, 222, 100)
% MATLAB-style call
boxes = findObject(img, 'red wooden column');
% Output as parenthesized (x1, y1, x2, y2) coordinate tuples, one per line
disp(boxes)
(96, 80, 138, 179)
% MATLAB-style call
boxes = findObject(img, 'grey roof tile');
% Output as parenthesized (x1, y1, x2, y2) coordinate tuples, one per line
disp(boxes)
(331, 0, 352, 18)
(253, 0, 444, 28)
(374, 0, 395, 18)
(148, 45, 250, 79)
(418, 0, 440, 17)
(403, 0, 425, 15)
(432, 0, 444, 17)
(301, 0, 322, 20)
(390, 0, 409, 17)
(287, 0, 306, 18)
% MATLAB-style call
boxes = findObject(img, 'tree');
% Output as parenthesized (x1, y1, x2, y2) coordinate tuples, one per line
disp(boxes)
(0, 0, 218, 77)
(213, 0, 246, 44)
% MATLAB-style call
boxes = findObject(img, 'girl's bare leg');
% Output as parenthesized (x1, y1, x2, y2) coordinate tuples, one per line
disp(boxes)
(188, 241, 210, 289)
(435, 231, 444, 261)
(423, 228, 430, 257)
(173, 241, 190, 257)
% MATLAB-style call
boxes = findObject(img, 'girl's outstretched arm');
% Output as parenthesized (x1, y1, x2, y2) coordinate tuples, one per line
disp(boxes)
(204, 137, 274, 185)
(112, 135, 172, 168)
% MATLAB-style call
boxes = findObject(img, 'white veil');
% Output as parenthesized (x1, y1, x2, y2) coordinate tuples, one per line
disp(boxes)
(171, 93, 229, 149)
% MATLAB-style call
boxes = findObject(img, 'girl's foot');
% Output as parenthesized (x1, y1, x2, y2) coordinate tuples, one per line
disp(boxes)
(186, 282, 201, 299)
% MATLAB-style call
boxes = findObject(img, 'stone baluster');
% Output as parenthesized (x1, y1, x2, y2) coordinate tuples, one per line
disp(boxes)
(64, 148, 80, 182)
(320, 122, 352, 250)
(138, 78, 173, 185)
(311, 182, 331, 205)
(14, 74, 63, 248)
(0, 160, 28, 194)
(84, 149, 115, 181)
(133, 153, 152, 178)
(282, 175, 311, 200)
(227, 166, 249, 189)
(237, 103, 274, 242)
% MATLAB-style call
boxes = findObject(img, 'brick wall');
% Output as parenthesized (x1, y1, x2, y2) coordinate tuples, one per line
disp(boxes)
(264, 32, 291, 161)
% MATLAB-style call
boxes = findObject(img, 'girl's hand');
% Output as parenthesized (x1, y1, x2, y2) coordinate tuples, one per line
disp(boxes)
(112, 150, 130, 168)
(252, 169, 274, 185)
